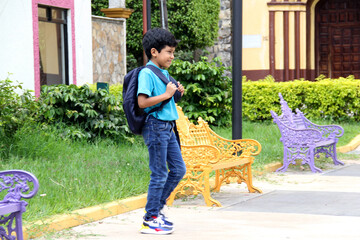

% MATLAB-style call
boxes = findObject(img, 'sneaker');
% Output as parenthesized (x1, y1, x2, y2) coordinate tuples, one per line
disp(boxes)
(140, 216, 174, 235)
(159, 206, 174, 227)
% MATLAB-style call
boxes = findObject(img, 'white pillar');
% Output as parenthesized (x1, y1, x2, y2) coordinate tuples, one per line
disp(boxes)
(108, 0, 125, 8)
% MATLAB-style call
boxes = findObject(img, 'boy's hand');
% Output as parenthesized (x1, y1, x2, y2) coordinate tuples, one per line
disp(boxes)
(166, 82, 178, 98)
(177, 82, 185, 96)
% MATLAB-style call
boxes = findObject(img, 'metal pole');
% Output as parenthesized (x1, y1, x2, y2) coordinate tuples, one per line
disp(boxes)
(142, 0, 151, 65)
(160, 0, 166, 29)
(232, 0, 243, 139)
(146, 0, 151, 30)
(142, 0, 147, 35)
(159, 0, 168, 30)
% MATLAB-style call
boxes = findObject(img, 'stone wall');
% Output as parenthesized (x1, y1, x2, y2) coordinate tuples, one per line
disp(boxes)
(206, 0, 232, 68)
(92, 16, 126, 84)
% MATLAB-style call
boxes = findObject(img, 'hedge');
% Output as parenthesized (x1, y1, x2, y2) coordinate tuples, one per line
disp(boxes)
(243, 76, 360, 122)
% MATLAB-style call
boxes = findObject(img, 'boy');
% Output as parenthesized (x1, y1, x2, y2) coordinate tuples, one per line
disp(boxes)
(137, 28, 186, 235)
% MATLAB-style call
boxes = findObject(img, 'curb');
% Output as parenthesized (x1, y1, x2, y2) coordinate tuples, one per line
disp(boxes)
(24, 194, 147, 239)
(337, 134, 360, 153)
(254, 162, 283, 175)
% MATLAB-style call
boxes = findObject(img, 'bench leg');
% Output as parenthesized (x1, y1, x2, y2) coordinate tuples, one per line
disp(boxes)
(203, 168, 221, 207)
(213, 165, 262, 194)
(278, 146, 324, 173)
(167, 168, 221, 207)
(331, 144, 344, 165)
(15, 212, 24, 240)
(323, 143, 344, 166)
(308, 147, 322, 173)
(243, 164, 262, 193)
(0, 212, 23, 240)
(212, 168, 237, 192)
(314, 143, 344, 168)
(276, 147, 291, 172)
(213, 170, 221, 192)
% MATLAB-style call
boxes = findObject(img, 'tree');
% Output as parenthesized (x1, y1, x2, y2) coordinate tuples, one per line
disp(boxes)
(91, 0, 220, 67)
(91, 0, 108, 16)
(126, 0, 220, 66)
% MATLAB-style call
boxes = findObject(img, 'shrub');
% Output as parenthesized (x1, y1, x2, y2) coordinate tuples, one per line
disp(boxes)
(168, 57, 232, 126)
(0, 77, 37, 137)
(108, 84, 123, 97)
(88, 83, 123, 97)
(36, 84, 130, 142)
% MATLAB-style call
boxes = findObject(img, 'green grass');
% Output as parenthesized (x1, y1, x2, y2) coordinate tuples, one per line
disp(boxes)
(1, 119, 359, 223)
(0, 124, 150, 222)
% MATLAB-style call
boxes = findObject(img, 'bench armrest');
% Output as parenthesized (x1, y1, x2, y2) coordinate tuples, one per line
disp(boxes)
(207, 129, 262, 158)
(181, 145, 221, 167)
(296, 109, 344, 139)
(0, 170, 39, 204)
(303, 118, 344, 139)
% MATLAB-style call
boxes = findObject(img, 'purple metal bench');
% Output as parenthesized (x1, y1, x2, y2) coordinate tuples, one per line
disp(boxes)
(0, 170, 39, 240)
(270, 93, 344, 173)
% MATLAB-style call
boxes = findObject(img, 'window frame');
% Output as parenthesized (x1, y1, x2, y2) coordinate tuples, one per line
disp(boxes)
(38, 5, 69, 86)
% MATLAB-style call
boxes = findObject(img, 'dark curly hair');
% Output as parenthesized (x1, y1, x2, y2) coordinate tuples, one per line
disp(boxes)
(142, 28, 178, 60)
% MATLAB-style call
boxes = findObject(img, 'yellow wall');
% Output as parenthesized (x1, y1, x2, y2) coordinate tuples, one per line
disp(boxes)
(242, 0, 269, 70)
(242, 0, 312, 72)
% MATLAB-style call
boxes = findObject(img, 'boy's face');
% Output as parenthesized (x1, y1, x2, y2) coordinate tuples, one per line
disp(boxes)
(150, 45, 175, 69)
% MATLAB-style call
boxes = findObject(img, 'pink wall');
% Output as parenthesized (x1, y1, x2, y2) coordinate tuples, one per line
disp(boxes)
(32, 0, 77, 97)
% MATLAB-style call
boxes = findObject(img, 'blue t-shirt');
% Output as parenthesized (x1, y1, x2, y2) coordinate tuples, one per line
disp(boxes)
(137, 61, 179, 121)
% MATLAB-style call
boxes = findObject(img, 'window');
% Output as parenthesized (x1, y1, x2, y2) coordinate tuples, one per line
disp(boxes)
(38, 6, 69, 86)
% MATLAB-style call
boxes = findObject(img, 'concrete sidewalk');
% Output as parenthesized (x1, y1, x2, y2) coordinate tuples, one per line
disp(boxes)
(35, 160, 360, 240)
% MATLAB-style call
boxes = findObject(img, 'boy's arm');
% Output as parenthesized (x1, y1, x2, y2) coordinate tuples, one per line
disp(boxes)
(138, 82, 178, 108)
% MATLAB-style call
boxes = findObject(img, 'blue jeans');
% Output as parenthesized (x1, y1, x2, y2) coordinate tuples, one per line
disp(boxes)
(142, 116, 186, 219)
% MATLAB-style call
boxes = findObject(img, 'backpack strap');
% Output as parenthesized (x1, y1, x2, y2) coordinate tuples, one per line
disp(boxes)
(141, 66, 170, 114)
(145, 65, 182, 103)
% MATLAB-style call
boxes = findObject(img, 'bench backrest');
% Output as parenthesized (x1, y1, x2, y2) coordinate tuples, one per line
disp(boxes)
(188, 118, 213, 145)
(278, 115, 306, 129)
(176, 105, 212, 146)
(277, 93, 306, 129)
(175, 105, 195, 145)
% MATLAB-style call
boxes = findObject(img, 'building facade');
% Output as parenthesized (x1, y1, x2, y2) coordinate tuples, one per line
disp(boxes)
(209, 0, 360, 81)
(0, 0, 93, 97)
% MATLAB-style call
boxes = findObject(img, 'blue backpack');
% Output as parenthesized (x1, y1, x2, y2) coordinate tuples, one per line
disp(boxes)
(122, 65, 181, 135)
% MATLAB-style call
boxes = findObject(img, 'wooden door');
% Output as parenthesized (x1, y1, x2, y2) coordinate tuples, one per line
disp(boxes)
(316, 0, 360, 78)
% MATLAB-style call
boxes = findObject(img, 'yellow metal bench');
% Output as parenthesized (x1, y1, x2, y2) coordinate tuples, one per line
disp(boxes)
(167, 106, 262, 207)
